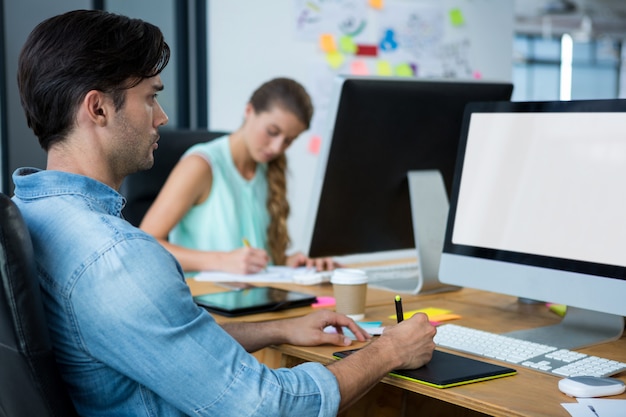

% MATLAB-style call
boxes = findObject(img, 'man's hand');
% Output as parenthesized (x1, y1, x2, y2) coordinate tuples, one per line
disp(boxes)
(375, 313, 436, 370)
(282, 310, 371, 347)
(327, 312, 436, 412)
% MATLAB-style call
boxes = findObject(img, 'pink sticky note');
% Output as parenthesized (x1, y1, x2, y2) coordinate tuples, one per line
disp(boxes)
(312, 296, 335, 308)
(350, 60, 369, 75)
(308, 135, 322, 155)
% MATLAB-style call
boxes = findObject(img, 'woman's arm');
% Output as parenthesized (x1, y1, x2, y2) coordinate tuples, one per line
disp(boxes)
(140, 154, 268, 273)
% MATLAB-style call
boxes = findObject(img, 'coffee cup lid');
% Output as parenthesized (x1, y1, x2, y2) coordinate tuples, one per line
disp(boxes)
(330, 268, 368, 285)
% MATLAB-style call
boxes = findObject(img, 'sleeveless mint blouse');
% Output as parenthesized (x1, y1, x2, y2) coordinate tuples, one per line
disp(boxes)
(168, 136, 269, 253)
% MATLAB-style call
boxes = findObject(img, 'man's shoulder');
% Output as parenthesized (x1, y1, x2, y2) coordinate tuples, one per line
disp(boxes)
(16, 191, 162, 259)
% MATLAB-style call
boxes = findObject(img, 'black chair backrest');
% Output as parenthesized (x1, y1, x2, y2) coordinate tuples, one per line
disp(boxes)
(120, 129, 227, 227)
(0, 193, 78, 416)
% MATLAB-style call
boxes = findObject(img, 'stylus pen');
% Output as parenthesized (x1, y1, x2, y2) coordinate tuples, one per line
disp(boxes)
(395, 295, 404, 323)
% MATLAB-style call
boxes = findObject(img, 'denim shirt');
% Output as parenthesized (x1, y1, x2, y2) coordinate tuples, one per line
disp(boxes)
(12, 168, 340, 417)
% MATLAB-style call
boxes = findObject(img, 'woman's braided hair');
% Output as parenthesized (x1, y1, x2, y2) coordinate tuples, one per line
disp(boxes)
(248, 78, 313, 264)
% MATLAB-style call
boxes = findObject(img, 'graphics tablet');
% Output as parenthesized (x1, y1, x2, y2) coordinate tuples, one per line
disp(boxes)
(333, 349, 516, 388)
(194, 286, 317, 317)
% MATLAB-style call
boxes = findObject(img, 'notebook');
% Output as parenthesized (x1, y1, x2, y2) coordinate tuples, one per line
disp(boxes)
(333, 348, 516, 389)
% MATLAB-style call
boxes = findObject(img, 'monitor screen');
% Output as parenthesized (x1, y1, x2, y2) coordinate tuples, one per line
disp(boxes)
(303, 76, 513, 259)
(440, 99, 626, 348)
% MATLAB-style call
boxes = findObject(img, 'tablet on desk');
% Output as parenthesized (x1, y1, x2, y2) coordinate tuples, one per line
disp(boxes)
(333, 349, 516, 389)
(194, 286, 317, 317)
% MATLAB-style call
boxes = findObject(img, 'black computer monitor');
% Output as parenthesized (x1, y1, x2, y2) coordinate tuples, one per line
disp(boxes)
(303, 75, 513, 259)
(439, 99, 626, 349)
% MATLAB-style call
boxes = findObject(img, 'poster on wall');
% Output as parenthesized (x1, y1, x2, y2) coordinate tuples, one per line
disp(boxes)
(292, 0, 478, 158)
(293, 0, 477, 80)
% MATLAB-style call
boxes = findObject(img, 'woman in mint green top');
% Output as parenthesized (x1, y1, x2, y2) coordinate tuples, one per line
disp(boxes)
(141, 78, 335, 274)
(168, 136, 270, 254)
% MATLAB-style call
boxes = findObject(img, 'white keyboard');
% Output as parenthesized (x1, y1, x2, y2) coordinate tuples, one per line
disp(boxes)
(363, 262, 419, 283)
(434, 324, 626, 378)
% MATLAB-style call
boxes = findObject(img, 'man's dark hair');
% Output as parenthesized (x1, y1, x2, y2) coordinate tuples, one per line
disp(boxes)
(17, 9, 170, 151)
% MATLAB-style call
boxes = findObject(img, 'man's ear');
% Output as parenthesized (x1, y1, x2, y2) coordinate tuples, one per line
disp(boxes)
(83, 90, 110, 126)
(244, 102, 254, 119)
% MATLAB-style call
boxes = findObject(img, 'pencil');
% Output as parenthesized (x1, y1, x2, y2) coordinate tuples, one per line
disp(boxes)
(242, 237, 267, 272)
(395, 295, 404, 323)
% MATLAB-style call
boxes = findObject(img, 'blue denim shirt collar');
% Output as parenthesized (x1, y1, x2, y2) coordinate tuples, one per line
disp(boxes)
(13, 167, 125, 217)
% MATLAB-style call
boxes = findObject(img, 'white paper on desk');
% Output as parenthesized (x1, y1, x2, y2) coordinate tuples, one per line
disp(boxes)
(577, 398, 626, 417)
(562, 398, 626, 417)
(194, 266, 308, 283)
(561, 403, 598, 417)
(561, 403, 599, 417)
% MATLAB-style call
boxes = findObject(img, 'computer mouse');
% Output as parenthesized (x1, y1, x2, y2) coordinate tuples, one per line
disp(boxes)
(558, 376, 626, 398)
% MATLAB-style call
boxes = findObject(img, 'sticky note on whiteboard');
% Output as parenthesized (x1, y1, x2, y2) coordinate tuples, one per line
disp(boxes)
(350, 60, 369, 75)
(449, 8, 465, 26)
(369, 0, 384, 10)
(326, 51, 345, 69)
(375, 60, 393, 76)
(307, 135, 322, 155)
(395, 63, 413, 77)
(339, 35, 358, 54)
(319, 33, 337, 53)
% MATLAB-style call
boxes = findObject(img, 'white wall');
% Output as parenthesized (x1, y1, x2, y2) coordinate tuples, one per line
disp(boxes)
(208, 0, 515, 253)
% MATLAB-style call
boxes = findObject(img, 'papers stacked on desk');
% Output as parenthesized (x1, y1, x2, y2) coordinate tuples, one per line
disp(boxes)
(194, 266, 330, 285)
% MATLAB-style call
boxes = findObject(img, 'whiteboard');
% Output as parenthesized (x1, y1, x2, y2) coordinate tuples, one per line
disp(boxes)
(208, 0, 514, 253)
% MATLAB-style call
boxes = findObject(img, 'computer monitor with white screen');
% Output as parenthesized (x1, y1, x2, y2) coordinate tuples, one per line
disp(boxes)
(439, 99, 626, 349)
(302, 76, 512, 293)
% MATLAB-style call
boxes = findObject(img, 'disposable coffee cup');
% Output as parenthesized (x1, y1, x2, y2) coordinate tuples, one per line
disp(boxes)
(331, 268, 368, 321)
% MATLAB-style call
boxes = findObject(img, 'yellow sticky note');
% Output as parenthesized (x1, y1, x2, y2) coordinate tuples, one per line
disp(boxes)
(429, 313, 462, 323)
(390, 307, 452, 320)
(395, 63, 413, 77)
(375, 60, 393, 76)
(339, 35, 358, 54)
(449, 8, 464, 26)
(350, 60, 369, 75)
(319, 33, 337, 53)
(369, 0, 384, 10)
(325, 51, 345, 69)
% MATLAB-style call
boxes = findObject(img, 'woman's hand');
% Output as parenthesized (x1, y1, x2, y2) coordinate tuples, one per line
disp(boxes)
(219, 246, 269, 274)
(286, 252, 340, 271)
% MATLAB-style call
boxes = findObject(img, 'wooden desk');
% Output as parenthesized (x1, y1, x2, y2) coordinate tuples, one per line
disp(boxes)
(187, 280, 626, 416)
(186, 278, 445, 317)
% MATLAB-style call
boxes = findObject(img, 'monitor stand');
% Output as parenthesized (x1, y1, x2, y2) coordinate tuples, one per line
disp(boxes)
(504, 306, 625, 350)
(408, 170, 461, 295)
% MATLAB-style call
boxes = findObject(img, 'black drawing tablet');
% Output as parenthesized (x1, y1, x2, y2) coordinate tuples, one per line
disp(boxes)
(194, 286, 317, 317)
(333, 348, 516, 388)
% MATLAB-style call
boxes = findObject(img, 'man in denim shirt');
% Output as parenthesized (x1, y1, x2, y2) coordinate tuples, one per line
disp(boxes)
(13, 10, 436, 416)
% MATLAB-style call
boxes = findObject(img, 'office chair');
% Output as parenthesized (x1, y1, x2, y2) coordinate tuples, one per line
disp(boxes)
(120, 129, 227, 227)
(0, 193, 78, 416)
